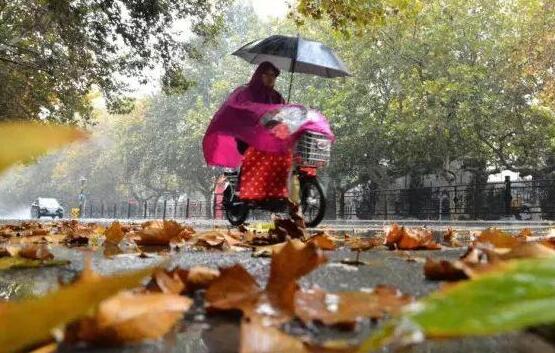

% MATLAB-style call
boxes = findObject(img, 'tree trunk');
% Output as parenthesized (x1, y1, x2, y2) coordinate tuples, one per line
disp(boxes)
(326, 180, 337, 220)
(203, 191, 213, 219)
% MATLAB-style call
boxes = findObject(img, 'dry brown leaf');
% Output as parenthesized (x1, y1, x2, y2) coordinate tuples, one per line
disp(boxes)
(68, 291, 192, 346)
(425, 241, 555, 281)
(28, 343, 58, 353)
(497, 242, 555, 260)
(190, 230, 240, 250)
(146, 266, 220, 295)
(239, 317, 357, 353)
(146, 269, 185, 294)
(136, 220, 194, 246)
(43, 233, 67, 244)
(18, 244, 54, 260)
(206, 239, 326, 325)
(252, 242, 287, 257)
(31, 229, 49, 236)
(542, 238, 555, 250)
(0, 247, 10, 257)
(443, 228, 463, 247)
(104, 222, 125, 245)
(385, 224, 441, 250)
(474, 228, 522, 249)
(270, 218, 306, 241)
(424, 258, 469, 281)
(347, 236, 383, 252)
(205, 264, 260, 311)
(517, 228, 533, 240)
(186, 266, 220, 291)
(306, 232, 337, 250)
(266, 240, 326, 314)
(240, 318, 308, 353)
(103, 243, 123, 257)
(294, 286, 413, 326)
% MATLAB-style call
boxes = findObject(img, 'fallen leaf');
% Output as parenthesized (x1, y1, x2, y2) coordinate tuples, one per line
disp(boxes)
(0, 121, 87, 174)
(270, 218, 306, 241)
(0, 257, 69, 270)
(443, 228, 462, 247)
(63, 234, 90, 247)
(294, 286, 412, 326)
(0, 266, 154, 353)
(18, 244, 54, 260)
(517, 228, 533, 240)
(347, 237, 383, 252)
(240, 318, 307, 353)
(266, 240, 326, 314)
(240, 317, 358, 353)
(306, 231, 336, 250)
(206, 240, 326, 324)
(0, 247, 10, 257)
(474, 228, 521, 249)
(103, 243, 123, 257)
(190, 230, 239, 250)
(424, 258, 468, 281)
(385, 225, 441, 250)
(136, 220, 194, 246)
(497, 242, 555, 260)
(186, 266, 220, 291)
(252, 242, 287, 258)
(146, 269, 185, 294)
(104, 222, 125, 245)
(68, 291, 192, 346)
(27, 343, 58, 353)
(205, 264, 260, 311)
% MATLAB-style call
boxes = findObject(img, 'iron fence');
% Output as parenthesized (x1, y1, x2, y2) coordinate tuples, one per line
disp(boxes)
(341, 178, 555, 221)
(78, 198, 216, 220)
(74, 178, 555, 221)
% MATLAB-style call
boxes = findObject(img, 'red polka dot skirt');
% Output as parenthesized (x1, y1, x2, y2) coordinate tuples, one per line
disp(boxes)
(239, 147, 292, 201)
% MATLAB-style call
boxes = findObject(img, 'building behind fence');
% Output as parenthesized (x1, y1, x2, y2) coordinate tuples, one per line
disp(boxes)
(73, 178, 555, 221)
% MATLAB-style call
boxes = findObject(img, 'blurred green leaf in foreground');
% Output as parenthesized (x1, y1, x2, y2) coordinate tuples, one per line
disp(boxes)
(360, 258, 555, 352)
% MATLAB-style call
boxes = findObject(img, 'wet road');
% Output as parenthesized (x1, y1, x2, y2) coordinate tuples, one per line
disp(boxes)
(2, 233, 555, 353)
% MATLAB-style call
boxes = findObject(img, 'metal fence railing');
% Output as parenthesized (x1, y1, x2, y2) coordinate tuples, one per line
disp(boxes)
(77, 198, 216, 220)
(341, 178, 555, 221)
(73, 178, 555, 221)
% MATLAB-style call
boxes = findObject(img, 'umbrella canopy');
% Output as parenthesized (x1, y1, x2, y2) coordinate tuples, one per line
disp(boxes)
(232, 35, 350, 79)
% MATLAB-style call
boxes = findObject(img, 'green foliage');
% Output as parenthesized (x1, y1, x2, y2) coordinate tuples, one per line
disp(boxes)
(295, 0, 555, 184)
(0, 0, 230, 123)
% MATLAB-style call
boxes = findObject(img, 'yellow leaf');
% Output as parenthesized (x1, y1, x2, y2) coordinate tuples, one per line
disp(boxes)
(0, 266, 154, 353)
(0, 257, 68, 270)
(0, 122, 88, 174)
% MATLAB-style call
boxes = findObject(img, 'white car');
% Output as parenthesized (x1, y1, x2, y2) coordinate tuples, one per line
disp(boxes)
(31, 198, 64, 219)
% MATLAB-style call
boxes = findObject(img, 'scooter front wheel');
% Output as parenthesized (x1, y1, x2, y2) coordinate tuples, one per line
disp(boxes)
(300, 177, 326, 227)
(223, 186, 250, 226)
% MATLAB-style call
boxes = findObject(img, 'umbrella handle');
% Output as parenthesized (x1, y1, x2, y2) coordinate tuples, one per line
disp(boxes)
(286, 34, 300, 103)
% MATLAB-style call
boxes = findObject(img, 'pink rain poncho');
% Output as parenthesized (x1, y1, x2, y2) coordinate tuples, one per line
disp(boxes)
(202, 62, 334, 168)
(203, 62, 286, 167)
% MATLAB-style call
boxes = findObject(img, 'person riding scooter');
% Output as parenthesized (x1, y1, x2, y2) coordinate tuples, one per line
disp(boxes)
(203, 62, 293, 202)
(202, 62, 334, 226)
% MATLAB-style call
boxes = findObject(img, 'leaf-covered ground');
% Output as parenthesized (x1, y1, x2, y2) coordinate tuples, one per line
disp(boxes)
(0, 220, 554, 353)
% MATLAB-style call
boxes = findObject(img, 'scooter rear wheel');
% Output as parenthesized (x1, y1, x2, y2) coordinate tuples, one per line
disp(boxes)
(300, 178, 326, 227)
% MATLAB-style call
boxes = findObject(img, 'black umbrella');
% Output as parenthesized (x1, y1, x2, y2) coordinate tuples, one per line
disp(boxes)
(233, 34, 350, 102)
